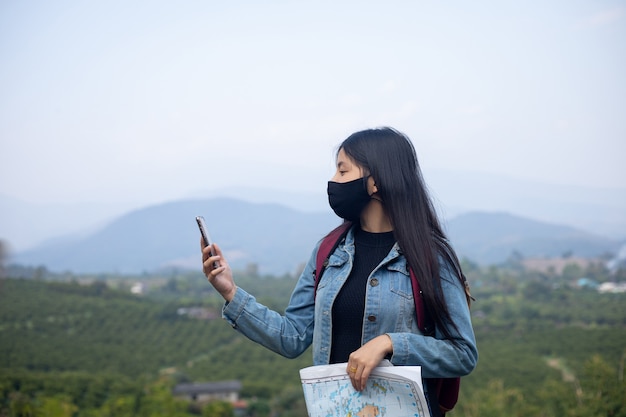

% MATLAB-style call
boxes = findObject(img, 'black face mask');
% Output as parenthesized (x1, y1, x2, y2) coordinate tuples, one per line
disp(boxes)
(327, 177, 372, 222)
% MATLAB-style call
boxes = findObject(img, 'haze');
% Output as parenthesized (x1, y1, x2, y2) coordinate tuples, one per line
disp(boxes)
(1, 1, 625, 250)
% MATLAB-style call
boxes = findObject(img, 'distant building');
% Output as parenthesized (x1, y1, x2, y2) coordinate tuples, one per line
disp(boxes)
(576, 278, 598, 290)
(130, 282, 145, 295)
(176, 307, 218, 320)
(598, 282, 626, 294)
(173, 380, 242, 404)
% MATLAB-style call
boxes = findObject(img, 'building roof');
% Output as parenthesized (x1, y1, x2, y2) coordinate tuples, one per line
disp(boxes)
(172, 380, 242, 395)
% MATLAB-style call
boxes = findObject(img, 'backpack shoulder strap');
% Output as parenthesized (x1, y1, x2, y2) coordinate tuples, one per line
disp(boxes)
(314, 222, 352, 298)
(409, 269, 446, 416)
(408, 268, 429, 334)
(410, 262, 467, 416)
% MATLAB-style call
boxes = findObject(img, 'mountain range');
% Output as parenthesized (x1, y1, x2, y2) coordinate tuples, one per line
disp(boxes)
(8, 198, 621, 275)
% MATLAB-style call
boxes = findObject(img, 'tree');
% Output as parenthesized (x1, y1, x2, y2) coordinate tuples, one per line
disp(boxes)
(460, 379, 529, 417)
(522, 280, 552, 301)
(0, 240, 7, 279)
(270, 385, 307, 417)
(575, 355, 626, 417)
(136, 377, 190, 417)
(562, 263, 584, 281)
(202, 401, 234, 417)
(8, 392, 35, 417)
(536, 379, 579, 417)
(246, 399, 271, 417)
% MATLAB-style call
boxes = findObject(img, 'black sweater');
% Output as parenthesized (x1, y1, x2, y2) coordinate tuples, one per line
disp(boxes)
(329, 226, 396, 364)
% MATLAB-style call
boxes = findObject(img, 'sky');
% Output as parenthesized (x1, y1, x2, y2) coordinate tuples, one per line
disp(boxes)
(1, 1, 625, 212)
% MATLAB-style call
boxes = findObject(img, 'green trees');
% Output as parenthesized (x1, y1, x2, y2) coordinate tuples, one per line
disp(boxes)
(1, 261, 625, 417)
(575, 354, 626, 417)
(201, 401, 234, 417)
(459, 354, 626, 417)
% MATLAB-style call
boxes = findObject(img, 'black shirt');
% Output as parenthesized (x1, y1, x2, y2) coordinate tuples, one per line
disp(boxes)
(329, 226, 396, 364)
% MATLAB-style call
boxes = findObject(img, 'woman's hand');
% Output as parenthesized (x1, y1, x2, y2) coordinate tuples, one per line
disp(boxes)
(346, 334, 393, 391)
(201, 240, 237, 302)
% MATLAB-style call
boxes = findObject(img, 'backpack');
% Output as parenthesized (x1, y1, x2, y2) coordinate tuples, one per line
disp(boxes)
(314, 222, 469, 416)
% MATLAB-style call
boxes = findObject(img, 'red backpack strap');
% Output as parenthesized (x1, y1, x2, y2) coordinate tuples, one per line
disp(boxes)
(410, 267, 462, 415)
(409, 268, 427, 332)
(437, 378, 460, 413)
(314, 222, 352, 299)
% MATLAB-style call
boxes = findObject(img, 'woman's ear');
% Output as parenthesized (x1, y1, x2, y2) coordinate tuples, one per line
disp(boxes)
(367, 176, 378, 195)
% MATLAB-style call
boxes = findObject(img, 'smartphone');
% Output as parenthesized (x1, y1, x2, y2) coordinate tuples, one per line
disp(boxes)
(196, 216, 219, 268)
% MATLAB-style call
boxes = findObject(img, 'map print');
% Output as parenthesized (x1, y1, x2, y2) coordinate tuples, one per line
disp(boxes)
(300, 363, 429, 417)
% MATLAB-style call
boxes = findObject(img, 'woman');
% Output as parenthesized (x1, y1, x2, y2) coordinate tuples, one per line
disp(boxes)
(202, 127, 477, 415)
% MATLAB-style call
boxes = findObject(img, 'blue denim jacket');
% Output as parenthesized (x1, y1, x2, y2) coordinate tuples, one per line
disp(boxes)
(222, 226, 478, 379)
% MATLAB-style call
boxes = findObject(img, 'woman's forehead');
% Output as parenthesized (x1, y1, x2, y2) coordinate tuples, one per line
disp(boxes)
(336, 148, 353, 165)
(336, 149, 365, 173)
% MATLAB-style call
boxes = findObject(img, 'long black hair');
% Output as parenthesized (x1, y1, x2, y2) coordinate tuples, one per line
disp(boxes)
(339, 127, 471, 341)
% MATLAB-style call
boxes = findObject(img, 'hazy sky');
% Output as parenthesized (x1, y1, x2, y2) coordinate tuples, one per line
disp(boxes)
(1, 1, 625, 209)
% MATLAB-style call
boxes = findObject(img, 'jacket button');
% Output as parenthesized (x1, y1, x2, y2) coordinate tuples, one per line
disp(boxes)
(370, 278, 379, 287)
(367, 315, 376, 322)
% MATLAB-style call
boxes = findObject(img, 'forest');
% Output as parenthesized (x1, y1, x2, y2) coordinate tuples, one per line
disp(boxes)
(1, 258, 625, 417)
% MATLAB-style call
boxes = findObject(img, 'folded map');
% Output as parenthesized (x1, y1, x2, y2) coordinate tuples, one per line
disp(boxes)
(299, 361, 431, 417)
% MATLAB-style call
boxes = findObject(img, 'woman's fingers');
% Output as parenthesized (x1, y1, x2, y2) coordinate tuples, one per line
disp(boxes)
(200, 242, 236, 302)
(201, 242, 224, 275)
(347, 363, 371, 391)
(347, 363, 359, 390)
(347, 335, 393, 391)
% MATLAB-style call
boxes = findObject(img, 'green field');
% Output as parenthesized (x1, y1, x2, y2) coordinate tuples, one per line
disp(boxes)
(1, 262, 625, 416)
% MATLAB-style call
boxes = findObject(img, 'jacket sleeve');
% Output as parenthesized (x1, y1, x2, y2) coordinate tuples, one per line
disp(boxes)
(221, 245, 319, 359)
(386, 261, 478, 378)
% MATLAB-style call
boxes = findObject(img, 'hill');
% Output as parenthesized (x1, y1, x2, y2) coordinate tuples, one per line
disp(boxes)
(446, 211, 619, 265)
(10, 199, 621, 274)
(11, 198, 340, 275)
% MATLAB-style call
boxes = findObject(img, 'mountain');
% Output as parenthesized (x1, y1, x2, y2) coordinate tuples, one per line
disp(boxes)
(11, 198, 341, 275)
(9, 199, 621, 275)
(424, 170, 626, 241)
(445, 212, 619, 265)
(3, 173, 625, 253)
(0, 193, 138, 251)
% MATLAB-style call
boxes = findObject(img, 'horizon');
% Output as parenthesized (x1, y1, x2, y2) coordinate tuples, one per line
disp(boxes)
(2, 175, 625, 256)
(5, 194, 624, 276)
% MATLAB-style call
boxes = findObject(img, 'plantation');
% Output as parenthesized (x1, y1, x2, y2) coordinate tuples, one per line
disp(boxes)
(1, 260, 625, 416)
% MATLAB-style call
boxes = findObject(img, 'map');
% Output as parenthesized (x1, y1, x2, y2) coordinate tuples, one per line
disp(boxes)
(300, 362, 430, 417)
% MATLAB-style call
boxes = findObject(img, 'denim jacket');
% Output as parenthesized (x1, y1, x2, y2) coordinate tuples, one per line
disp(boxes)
(222, 226, 478, 379)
